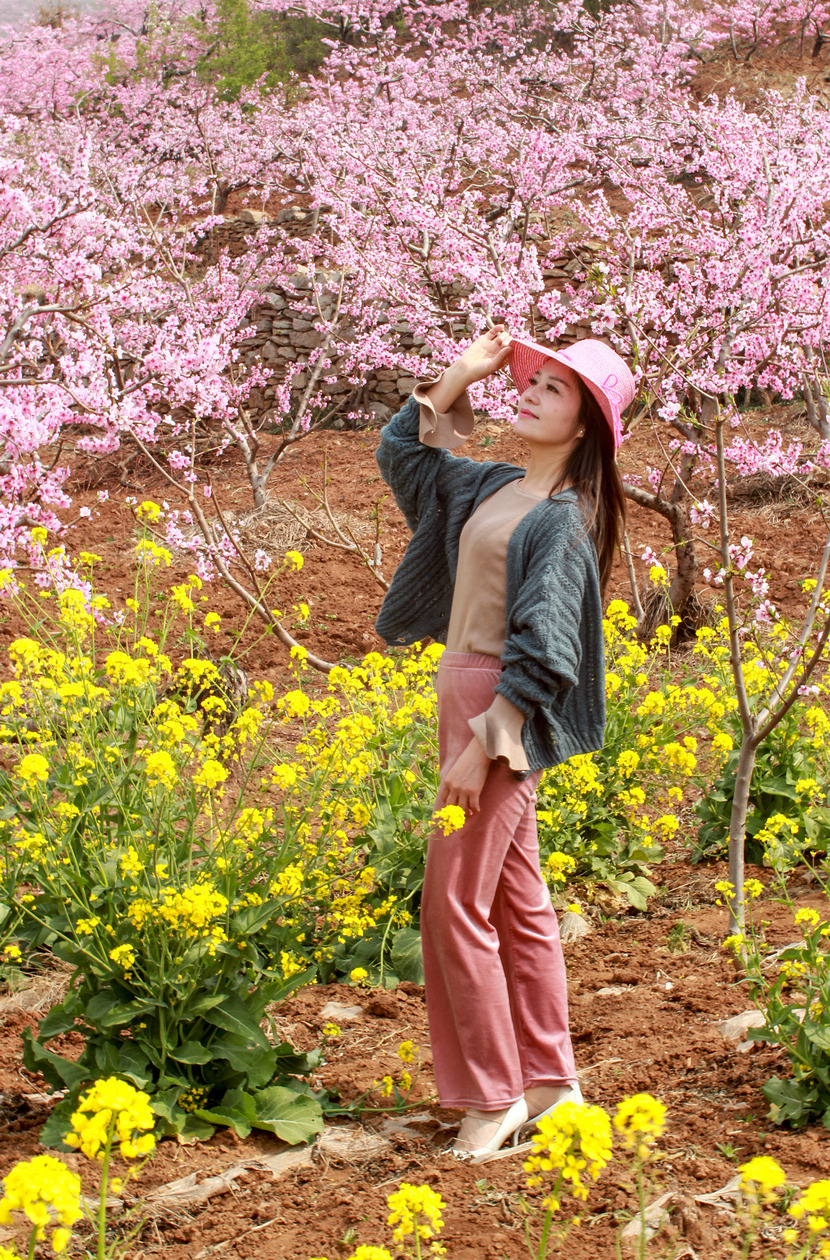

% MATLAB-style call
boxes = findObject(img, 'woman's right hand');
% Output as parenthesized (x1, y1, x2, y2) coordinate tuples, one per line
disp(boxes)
(453, 325, 512, 384)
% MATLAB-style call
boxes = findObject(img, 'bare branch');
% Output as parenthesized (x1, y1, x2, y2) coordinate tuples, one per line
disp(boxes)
(621, 530, 645, 624)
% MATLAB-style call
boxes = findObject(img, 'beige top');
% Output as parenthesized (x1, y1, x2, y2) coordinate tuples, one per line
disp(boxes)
(447, 478, 547, 657)
(412, 375, 534, 773)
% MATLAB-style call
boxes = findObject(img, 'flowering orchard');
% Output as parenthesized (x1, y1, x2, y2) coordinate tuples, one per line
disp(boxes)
(1, 0, 830, 919)
(0, 0, 830, 595)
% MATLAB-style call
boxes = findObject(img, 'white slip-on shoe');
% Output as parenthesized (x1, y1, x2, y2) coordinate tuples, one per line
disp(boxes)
(524, 1081, 584, 1132)
(449, 1098, 530, 1162)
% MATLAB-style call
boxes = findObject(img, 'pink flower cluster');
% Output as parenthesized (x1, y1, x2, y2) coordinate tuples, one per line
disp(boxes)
(0, 0, 827, 594)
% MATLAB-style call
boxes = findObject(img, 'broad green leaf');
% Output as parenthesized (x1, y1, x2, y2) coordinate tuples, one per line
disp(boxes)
(150, 1088, 190, 1133)
(235, 902, 278, 934)
(195, 1087, 258, 1138)
(209, 1037, 277, 1087)
(37, 1005, 79, 1040)
(761, 1076, 816, 1128)
(390, 927, 424, 984)
(249, 1085, 323, 1144)
(179, 1114, 217, 1141)
(203, 994, 271, 1048)
(84, 991, 153, 1031)
(803, 1019, 830, 1053)
(117, 1043, 153, 1087)
(37, 1097, 78, 1150)
(22, 1030, 89, 1090)
(169, 1040, 213, 1065)
(187, 992, 226, 1016)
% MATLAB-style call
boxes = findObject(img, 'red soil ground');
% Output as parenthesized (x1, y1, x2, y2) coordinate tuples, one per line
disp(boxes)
(0, 401, 828, 1259)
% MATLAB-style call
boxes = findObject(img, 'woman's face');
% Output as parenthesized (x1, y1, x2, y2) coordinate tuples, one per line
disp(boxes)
(513, 360, 582, 448)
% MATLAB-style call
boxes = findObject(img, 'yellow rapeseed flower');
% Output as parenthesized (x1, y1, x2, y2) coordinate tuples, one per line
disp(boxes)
(738, 1155, 787, 1206)
(0, 1154, 82, 1250)
(613, 1093, 666, 1160)
(135, 539, 172, 567)
(432, 805, 466, 835)
(788, 1178, 830, 1237)
(65, 1077, 156, 1161)
(109, 943, 136, 971)
(14, 753, 49, 786)
(144, 750, 177, 789)
(386, 1183, 444, 1247)
(524, 1102, 612, 1210)
(193, 759, 228, 792)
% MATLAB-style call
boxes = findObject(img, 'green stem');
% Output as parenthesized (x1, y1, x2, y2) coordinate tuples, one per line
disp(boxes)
(636, 1154, 646, 1260)
(98, 1120, 115, 1260)
(26, 1225, 37, 1260)
(536, 1172, 564, 1260)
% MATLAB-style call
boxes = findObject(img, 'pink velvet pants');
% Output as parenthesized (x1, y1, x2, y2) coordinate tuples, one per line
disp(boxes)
(421, 652, 577, 1110)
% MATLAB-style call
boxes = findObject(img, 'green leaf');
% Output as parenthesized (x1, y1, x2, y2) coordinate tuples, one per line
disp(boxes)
(187, 992, 226, 1016)
(195, 1087, 258, 1138)
(170, 1041, 214, 1065)
(22, 1030, 89, 1091)
(390, 927, 424, 984)
(202, 994, 271, 1048)
(84, 991, 153, 1031)
(179, 1114, 217, 1141)
(249, 1085, 323, 1144)
(209, 1037, 277, 1088)
(37, 1005, 79, 1040)
(151, 1089, 188, 1133)
(802, 1019, 830, 1053)
(234, 901, 278, 935)
(117, 1043, 153, 1088)
(37, 1096, 78, 1150)
(761, 1076, 817, 1128)
(94, 1041, 121, 1075)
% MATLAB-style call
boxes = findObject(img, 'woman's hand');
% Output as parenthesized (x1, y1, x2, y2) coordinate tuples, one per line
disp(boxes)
(435, 736, 492, 815)
(453, 325, 512, 384)
(420, 325, 511, 414)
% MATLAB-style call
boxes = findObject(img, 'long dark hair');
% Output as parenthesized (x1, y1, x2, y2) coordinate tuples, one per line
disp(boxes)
(548, 380, 627, 593)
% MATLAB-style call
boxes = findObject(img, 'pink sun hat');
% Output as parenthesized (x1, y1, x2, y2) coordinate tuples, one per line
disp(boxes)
(508, 336, 635, 451)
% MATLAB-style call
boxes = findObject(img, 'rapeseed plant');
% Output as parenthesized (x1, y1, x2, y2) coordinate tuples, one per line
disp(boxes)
(387, 1183, 445, 1258)
(0, 1154, 82, 1256)
(523, 1100, 612, 1257)
(65, 1078, 156, 1260)
(723, 860, 830, 1129)
(614, 1093, 666, 1260)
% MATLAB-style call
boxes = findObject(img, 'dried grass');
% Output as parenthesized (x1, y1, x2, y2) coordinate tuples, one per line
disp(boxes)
(729, 471, 829, 508)
(162, 498, 374, 560)
(0, 962, 71, 1015)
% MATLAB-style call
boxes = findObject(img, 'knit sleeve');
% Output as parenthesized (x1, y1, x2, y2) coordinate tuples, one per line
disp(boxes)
(495, 507, 589, 718)
(375, 394, 450, 531)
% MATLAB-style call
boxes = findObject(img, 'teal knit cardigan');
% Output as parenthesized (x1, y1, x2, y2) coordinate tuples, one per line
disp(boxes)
(375, 395, 606, 773)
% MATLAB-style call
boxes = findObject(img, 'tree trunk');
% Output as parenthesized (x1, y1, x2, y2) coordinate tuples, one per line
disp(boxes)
(728, 735, 759, 934)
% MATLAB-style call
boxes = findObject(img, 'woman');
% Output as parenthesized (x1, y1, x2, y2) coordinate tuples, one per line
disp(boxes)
(375, 326, 634, 1160)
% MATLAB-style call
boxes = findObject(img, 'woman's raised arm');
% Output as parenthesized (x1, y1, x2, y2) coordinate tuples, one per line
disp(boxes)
(420, 325, 512, 413)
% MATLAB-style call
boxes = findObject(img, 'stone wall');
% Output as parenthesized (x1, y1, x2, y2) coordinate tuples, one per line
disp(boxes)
(192, 206, 597, 428)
